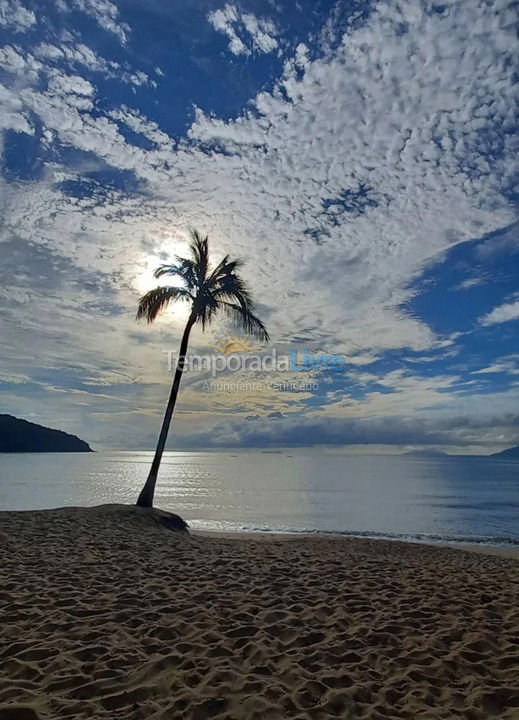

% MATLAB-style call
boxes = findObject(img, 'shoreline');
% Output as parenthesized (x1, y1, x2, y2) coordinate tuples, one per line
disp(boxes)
(194, 528, 519, 559)
(2, 504, 519, 719)
(4, 503, 518, 557)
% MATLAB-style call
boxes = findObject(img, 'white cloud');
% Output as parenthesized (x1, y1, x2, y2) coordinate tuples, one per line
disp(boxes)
(455, 277, 486, 291)
(48, 72, 95, 97)
(34, 41, 152, 88)
(59, 0, 129, 44)
(322, 369, 460, 418)
(36, 41, 111, 73)
(475, 221, 519, 259)
(0, 83, 34, 134)
(241, 12, 279, 53)
(208, 4, 247, 55)
(480, 298, 519, 326)
(208, 4, 279, 56)
(0, 0, 35, 31)
(121, 70, 153, 87)
(472, 355, 519, 375)
(109, 106, 175, 150)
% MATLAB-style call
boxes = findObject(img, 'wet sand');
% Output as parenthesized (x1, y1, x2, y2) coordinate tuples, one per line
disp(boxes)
(1, 504, 518, 719)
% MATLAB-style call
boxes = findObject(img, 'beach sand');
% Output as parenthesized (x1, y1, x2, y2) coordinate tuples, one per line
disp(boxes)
(1, 504, 518, 720)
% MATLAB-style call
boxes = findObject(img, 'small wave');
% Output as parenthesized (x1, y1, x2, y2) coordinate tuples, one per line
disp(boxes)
(252, 528, 519, 548)
(191, 521, 519, 548)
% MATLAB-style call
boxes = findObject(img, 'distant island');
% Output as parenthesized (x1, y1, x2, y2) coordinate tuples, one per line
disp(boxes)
(0, 414, 92, 452)
(491, 445, 519, 459)
(404, 446, 519, 459)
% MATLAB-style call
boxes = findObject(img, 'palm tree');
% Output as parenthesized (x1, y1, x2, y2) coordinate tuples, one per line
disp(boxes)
(135, 230, 269, 508)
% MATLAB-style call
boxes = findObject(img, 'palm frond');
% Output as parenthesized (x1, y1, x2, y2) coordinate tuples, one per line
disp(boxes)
(208, 255, 244, 284)
(136, 286, 191, 323)
(219, 301, 270, 343)
(210, 271, 253, 306)
(196, 293, 219, 330)
(153, 264, 181, 278)
(153, 264, 173, 278)
(154, 259, 197, 289)
(137, 231, 269, 341)
(189, 229, 209, 285)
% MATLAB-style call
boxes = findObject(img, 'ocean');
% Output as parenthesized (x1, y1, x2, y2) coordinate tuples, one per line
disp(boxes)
(0, 451, 518, 549)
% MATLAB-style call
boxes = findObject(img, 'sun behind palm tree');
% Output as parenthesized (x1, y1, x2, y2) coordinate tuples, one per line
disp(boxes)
(135, 230, 269, 508)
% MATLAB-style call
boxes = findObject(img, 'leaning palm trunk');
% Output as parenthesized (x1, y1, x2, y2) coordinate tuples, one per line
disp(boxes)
(136, 314, 195, 507)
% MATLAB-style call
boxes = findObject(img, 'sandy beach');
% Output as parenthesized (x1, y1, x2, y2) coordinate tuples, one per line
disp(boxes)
(1, 505, 518, 720)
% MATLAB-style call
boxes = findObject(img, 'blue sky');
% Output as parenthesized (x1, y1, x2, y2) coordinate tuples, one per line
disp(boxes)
(0, 0, 518, 452)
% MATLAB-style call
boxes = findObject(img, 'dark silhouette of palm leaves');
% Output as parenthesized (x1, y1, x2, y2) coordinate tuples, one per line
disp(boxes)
(136, 230, 269, 342)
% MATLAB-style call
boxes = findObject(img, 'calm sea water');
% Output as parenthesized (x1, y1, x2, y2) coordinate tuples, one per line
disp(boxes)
(0, 451, 518, 548)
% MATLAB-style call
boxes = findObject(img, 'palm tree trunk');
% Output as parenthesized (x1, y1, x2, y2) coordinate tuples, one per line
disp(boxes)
(136, 313, 196, 507)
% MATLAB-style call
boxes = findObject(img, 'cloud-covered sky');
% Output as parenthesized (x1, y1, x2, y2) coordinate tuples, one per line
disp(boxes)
(0, 0, 518, 453)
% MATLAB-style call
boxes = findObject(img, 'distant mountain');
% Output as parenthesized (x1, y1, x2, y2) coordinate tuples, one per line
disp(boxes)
(0, 414, 92, 452)
(490, 446, 519, 459)
(404, 449, 449, 457)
